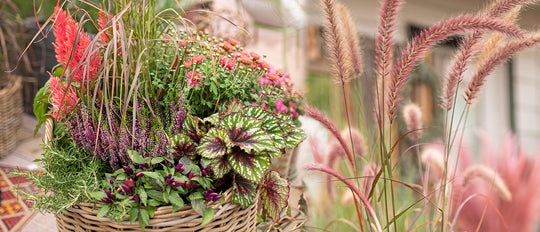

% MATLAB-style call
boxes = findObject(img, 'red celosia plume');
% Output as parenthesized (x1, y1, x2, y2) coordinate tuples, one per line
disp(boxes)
(52, 7, 102, 83)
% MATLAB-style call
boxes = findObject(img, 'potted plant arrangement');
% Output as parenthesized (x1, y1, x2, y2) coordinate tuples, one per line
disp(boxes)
(23, 0, 304, 230)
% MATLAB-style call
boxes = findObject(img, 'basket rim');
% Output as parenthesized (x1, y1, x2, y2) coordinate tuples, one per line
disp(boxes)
(0, 74, 22, 96)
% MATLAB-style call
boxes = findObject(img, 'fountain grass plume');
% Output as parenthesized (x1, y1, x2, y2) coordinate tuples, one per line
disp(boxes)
(402, 103, 423, 141)
(441, 0, 534, 110)
(321, 0, 353, 85)
(461, 165, 512, 201)
(465, 32, 540, 104)
(336, 3, 363, 76)
(387, 14, 524, 121)
(305, 105, 355, 168)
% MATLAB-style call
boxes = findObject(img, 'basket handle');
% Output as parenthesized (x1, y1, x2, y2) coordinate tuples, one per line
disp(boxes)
(44, 117, 54, 145)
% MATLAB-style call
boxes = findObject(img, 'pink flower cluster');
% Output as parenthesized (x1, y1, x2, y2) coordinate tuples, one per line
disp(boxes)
(186, 71, 204, 87)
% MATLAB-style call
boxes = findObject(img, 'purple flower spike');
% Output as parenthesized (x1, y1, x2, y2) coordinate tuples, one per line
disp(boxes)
(101, 197, 112, 204)
(205, 196, 213, 201)
(192, 183, 201, 188)
(136, 171, 144, 177)
(213, 195, 222, 201)
(166, 177, 174, 185)
(123, 165, 133, 174)
(121, 184, 132, 193)
(110, 180, 114, 185)
(188, 172, 194, 179)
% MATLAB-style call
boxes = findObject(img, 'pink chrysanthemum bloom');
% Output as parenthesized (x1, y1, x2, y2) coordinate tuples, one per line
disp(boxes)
(186, 71, 204, 87)
(49, 76, 79, 120)
(52, 7, 102, 84)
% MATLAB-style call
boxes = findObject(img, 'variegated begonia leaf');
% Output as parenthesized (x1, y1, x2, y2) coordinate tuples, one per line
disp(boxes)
(202, 113, 220, 126)
(260, 171, 290, 222)
(208, 155, 232, 179)
(182, 114, 203, 144)
(171, 133, 197, 157)
(228, 146, 270, 182)
(285, 128, 306, 148)
(232, 174, 256, 208)
(197, 128, 231, 159)
(221, 113, 276, 153)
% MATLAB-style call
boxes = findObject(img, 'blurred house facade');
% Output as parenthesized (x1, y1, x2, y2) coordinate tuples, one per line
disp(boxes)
(209, 0, 539, 153)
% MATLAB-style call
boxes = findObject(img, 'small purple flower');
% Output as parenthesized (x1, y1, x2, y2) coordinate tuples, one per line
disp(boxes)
(136, 171, 144, 177)
(105, 189, 116, 200)
(172, 181, 185, 187)
(192, 183, 201, 188)
(121, 184, 132, 193)
(123, 165, 133, 174)
(131, 194, 140, 203)
(101, 197, 112, 204)
(188, 172, 194, 179)
(175, 163, 184, 172)
(166, 177, 174, 185)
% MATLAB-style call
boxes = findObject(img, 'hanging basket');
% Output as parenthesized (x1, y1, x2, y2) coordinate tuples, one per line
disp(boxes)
(44, 119, 259, 232)
(0, 75, 22, 158)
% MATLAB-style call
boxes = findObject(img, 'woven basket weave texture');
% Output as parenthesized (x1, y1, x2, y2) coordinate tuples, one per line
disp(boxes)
(0, 75, 22, 158)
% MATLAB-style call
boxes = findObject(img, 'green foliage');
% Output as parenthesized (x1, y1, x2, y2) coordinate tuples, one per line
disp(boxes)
(16, 124, 107, 214)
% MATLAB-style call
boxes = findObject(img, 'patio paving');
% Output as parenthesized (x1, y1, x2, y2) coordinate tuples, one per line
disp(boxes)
(0, 114, 56, 232)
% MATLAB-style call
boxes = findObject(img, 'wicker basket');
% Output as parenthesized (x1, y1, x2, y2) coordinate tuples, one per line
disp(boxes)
(0, 75, 22, 158)
(44, 119, 259, 232)
(55, 190, 258, 232)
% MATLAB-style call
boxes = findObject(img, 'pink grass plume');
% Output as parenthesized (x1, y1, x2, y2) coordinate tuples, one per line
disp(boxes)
(387, 14, 523, 122)
(305, 105, 356, 169)
(402, 103, 423, 140)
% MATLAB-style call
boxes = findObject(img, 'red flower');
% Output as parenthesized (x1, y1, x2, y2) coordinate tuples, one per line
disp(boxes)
(229, 38, 241, 46)
(52, 7, 102, 84)
(194, 55, 205, 64)
(49, 75, 79, 120)
(186, 71, 204, 87)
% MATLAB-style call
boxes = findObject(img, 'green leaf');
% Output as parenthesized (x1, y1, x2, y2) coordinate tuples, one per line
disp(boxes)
(147, 190, 165, 202)
(138, 188, 148, 205)
(191, 199, 206, 216)
(33, 80, 51, 134)
(163, 191, 169, 204)
(129, 207, 139, 224)
(128, 150, 146, 164)
(228, 149, 270, 182)
(197, 128, 231, 159)
(151, 157, 165, 165)
(260, 171, 290, 222)
(88, 191, 107, 201)
(96, 204, 110, 219)
(169, 192, 184, 211)
(201, 207, 215, 226)
(52, 67, 64, 77)
(139, 208, 150, 229)
(146, 207, 155, 218)
(142, 172, 162, 181)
